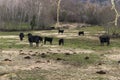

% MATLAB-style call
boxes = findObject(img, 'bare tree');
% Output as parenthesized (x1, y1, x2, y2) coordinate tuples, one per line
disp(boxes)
(0, 0, 120, 31)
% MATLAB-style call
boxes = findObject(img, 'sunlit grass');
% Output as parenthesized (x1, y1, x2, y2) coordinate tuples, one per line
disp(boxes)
(0, 26, 120, 50)
(78, 26, 105, 33)
(46, 53, 100, 66)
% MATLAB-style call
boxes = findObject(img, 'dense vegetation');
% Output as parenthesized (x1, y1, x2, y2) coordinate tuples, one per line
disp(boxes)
(0, 0, 119, 31)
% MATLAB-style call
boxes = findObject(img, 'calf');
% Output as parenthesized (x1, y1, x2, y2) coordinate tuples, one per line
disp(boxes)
(28, 33, 43, 47)
(44, 37, 53, 45)
(78, 31, 84, 36)
(59, 39, 64, 45)
(19, 33, 24, 41)
(58, 29, 64, 34)
(99, 35, 110, 46)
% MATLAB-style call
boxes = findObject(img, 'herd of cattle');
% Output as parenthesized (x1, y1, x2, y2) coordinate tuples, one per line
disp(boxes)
(19, 29, 65, 47)
(19, 29, 110, 47)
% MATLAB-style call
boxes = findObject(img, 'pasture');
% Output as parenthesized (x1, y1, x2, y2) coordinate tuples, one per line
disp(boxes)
(0, 26, 120, 80)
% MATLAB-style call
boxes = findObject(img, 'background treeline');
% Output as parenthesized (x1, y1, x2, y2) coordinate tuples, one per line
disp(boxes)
(0, 0, 119, 31)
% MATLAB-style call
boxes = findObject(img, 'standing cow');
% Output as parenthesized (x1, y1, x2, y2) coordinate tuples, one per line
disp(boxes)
(44, 37, 53, 45)
(99, 35, 110, 46)
(19, 33, 24, 41)
(58, 29, 64, 34)
(78, 31, 84, 36)
(59, 39, 64, 45)
(28, 33, 43, 47)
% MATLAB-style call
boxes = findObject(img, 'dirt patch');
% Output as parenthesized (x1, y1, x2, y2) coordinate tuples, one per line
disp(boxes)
(0, 49, 70, 80)
(0, 35, 18, 39)
(104, 48, 120, 61)
(34, 30, 100, 40)
(46, 48, 95, 54)
(105, 54, 120, 61)
(0, 47, 120, 80)
(85, 36, 98, 40)
(16, 41, 28, 45)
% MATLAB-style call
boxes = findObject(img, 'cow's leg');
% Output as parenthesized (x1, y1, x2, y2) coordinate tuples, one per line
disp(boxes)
(44, 40, 46, 44)
(36, 43, 39, 47)
(20, 37, 22, 41)
(21, 37, 23, 41)
(83, 33, 84, 36)
(102, 42, 104, 46)
(59, 41, 61, 45)
(50, 41, 52, 45)
(107, 41, 110, 46)
(40, 40, 43, 46)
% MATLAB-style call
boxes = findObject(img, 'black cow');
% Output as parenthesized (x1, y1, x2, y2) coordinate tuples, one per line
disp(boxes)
(27, 33, 43, 47)
(59, 39, 64, 45)
(78, 31, 84, 36)
(44, 37, 53, 45)
(19, 33, 24, 41)
(58, 29, 64, 34)
(99, 35, 110, 46)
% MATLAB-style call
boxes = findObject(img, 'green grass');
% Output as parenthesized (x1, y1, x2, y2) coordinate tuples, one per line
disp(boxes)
(52, 37, 120, 51)
(0, 26, 120, 50)
(0, 38, 32, 49)
(0, 31, 33, 35)
(3, 22, 31, 31)
(13, 69, 47, 80)
(64, 38, 99, 49)
(0, 33, 120, 50)
(78, 26, 105, 33)
(46, 53, 100, 66)
(0, 32, 19, 35)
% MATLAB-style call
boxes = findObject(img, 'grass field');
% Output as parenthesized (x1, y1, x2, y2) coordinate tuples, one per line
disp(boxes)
(0, 26, 120, 80)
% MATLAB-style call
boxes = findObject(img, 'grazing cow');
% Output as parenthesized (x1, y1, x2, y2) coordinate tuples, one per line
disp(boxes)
(44, 37, 53, 45)
(27, 33, 43, 47)
(99, 35, 110, 46)
(58, 29, 64, 34)
(59, 39, 64, 45)
(50, 27, 55, 30)
(78, 31, 84, 36)
(19, 33, 24, 41)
